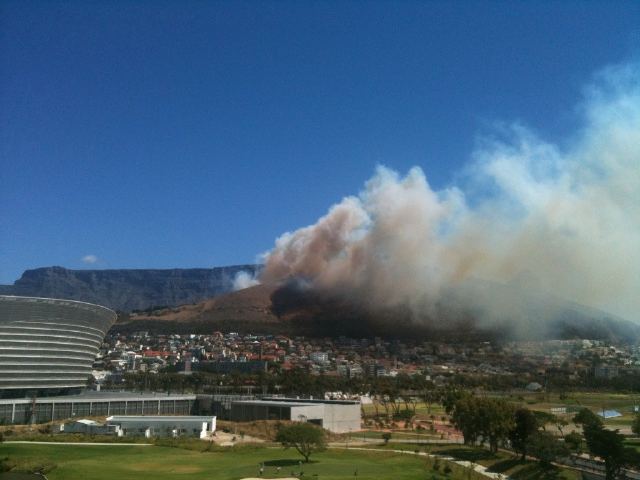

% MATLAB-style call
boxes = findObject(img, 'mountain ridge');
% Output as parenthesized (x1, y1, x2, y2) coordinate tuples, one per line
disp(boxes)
(0, 265, 259, 312)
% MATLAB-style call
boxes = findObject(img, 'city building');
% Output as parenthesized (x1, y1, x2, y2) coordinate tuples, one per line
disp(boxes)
(309, 352, 329, 363)
(0, 296, 117, 398)
(0, 391, 197, 425)
(230, 397, 361, 433)
(594, 365, 619, 379)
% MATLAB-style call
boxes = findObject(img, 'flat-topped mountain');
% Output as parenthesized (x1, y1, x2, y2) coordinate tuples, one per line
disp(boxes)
(4, 266, 636, 341)
(0, 265, 259, 312)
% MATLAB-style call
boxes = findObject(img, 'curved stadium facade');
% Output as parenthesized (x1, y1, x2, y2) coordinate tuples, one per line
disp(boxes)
(0, 296, 116, 398)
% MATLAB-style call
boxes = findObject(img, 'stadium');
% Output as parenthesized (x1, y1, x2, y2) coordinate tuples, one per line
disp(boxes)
(0, 295, 117, 398)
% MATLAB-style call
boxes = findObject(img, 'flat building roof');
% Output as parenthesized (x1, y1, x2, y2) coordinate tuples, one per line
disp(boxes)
(0, 391, 197, 405)
(107, 415, 213, 422)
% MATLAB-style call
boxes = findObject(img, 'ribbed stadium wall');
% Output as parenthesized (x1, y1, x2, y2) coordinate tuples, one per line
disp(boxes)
(0, 296, 116, 396)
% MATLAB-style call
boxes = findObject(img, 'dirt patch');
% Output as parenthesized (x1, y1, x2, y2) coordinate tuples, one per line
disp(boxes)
(210, 430, 265, 446)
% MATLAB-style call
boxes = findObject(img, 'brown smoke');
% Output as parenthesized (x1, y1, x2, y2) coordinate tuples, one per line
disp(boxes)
(250, 62, 640, 327)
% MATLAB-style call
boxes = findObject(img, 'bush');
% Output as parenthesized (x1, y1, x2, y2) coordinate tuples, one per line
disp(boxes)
(394, 409, 413, 421)
(0, 457, 10, 472)
(38, 424, 52, 434)
(1, 457, 57, 474)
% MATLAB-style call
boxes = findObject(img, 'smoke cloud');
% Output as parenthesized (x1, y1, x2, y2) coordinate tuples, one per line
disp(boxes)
(232, 270, 261, 291)
(259, 62, 640, 325)
(81, 254, 99, 265)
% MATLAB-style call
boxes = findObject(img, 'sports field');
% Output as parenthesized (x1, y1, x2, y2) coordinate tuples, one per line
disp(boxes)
(0, 443, 444, 480)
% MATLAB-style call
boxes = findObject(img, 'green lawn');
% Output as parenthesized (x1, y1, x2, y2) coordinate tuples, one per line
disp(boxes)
(0, 443, 446, 480)
(516, 392, 638, 412)
(361, 401, 447, 418)
(515, 392, 638, 429)
(624, 439, 640, 451)
(429, 445, 581, 480)
(366, 443, 580, 480)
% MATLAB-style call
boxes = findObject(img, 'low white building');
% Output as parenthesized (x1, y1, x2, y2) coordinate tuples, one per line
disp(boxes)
(106, 415, 216, 439)
(59, 419, 117, 435)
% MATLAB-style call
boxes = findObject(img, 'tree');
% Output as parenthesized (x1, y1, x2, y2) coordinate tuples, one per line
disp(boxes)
(509, 408, 539, 461)
(583, 425, 637, 480)
(481, 398, 515, 453)
(631, 413, 640, 436)
(449, 394, 481, 445)
(442, 388, 466, 415)
(449, 395, 514, 452)
(556, 418, 569, 438)
(564, 432, 583, 452)
(529, 431, 569, 467)
(532, 411, 557, 431)
(422, 387, 439, 415)
(276, 423, 326, 463)
(572, 408, 602, 429)
(574, 408, 640, 480)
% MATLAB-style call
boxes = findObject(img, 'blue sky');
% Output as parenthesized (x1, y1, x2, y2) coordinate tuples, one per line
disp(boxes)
(1, 1, 638, 284)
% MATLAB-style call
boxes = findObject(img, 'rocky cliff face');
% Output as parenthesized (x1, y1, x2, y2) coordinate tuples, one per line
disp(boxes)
(0, 265, 259, 312)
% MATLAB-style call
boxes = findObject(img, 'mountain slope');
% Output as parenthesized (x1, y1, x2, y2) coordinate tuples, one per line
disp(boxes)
(120, 281, 640, 341)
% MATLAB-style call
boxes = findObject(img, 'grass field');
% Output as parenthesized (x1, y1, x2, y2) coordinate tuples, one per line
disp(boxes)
(512, 392, 639, 429)
(516, 392, 638, 411)
(374, 393, 640, 429)
(362, 402, 447, 418)
(0, 443, 446, 480)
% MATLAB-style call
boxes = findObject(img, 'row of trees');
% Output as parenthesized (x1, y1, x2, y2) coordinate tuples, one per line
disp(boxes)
(445, 391, 640, 480)
(118, 368, 435, 396)
(118, 363, 640, 403)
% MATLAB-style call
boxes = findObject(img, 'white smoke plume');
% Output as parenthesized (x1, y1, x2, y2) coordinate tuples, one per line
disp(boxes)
(260, 62, 640, 323)
(232, 270, 261, 291)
